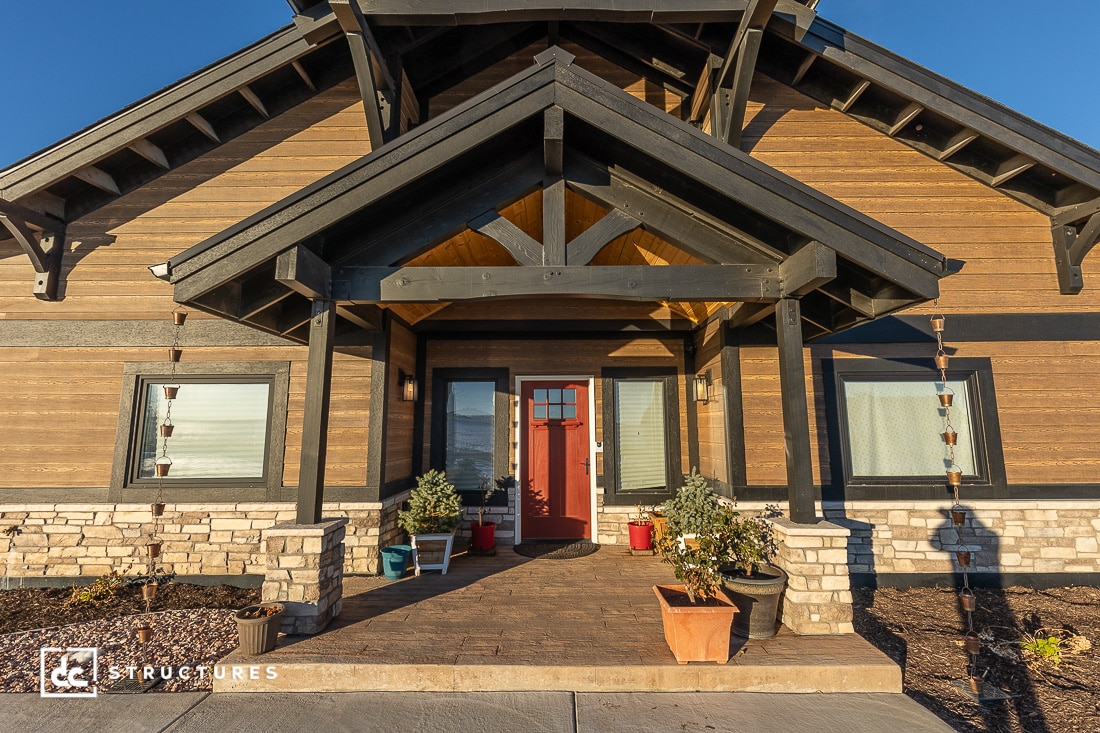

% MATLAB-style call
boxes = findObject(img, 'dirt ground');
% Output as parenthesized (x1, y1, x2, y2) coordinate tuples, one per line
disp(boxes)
(0, 580, 1095, 731)
(854, 585, 1100, 733)
(0, 581, 259, 635)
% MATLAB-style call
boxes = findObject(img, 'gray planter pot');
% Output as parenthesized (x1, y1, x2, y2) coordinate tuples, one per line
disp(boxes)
(235, 603, 285, 655)
(719, 564, 788, 639)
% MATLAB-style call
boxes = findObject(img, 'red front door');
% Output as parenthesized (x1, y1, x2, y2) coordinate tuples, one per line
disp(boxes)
(521, 380, 591, 540)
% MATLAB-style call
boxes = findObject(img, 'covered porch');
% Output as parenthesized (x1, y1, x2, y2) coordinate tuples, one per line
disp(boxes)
(216, 548, 899, 693)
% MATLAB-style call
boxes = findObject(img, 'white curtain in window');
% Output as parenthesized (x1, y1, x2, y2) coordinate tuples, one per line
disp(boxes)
(140, 382, 271, 479)
(616, 380, 667, 490)
(844, 379, 976, 477)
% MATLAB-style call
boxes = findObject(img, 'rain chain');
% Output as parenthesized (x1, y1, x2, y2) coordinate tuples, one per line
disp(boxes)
(932, 303, 984, 695)
(135, 309, 187, 648)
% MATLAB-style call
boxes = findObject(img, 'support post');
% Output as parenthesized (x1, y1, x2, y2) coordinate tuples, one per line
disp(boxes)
(297, 298, 336, 524)
(775, 297, 816, 524)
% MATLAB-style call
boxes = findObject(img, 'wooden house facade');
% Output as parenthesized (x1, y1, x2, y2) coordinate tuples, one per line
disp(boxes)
(2, 0, 1099, 588)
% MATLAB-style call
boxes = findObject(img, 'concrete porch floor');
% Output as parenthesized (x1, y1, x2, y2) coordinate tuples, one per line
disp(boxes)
(217, 548, 899, 694)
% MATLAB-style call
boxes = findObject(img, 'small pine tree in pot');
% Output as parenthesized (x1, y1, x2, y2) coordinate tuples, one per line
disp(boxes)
(398, 470, 462, 535)
(398, 470, 462, 574)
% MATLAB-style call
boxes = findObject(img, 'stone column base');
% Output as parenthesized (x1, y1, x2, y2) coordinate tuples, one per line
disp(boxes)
(771, 518, 854, 635)
(261, 517, 348, 635)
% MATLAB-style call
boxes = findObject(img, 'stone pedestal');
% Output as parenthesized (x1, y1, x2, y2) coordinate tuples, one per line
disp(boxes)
(261, 518, 348, 635)
(771, 518, 854, 635)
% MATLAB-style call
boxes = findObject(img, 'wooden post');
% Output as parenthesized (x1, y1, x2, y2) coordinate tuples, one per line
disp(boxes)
(775, 297, 817, 524)
(365, 325, 391, 502)
(297, 299, 336, 525)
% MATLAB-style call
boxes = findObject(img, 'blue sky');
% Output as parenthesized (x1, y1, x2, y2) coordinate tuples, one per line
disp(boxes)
(1, 1, 1097, 169)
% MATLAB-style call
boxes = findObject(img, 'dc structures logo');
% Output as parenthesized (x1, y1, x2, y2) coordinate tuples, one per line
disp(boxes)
(40, 647, 98, 697)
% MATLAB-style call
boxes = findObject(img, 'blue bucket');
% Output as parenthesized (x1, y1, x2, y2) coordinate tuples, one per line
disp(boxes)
(381, 545, 412, 580)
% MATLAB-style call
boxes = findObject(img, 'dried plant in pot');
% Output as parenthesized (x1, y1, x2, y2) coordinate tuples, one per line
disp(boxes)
(652, 470, 737, 663)
(235, 602, 285, 655)
(469, 474, 510, 554)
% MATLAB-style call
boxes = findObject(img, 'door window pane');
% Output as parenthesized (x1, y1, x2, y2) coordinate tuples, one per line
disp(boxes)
(844, 379, 976, 476)
(445, 381, 496, 492)
(138, 382, 271, 479)
(615, 380, 667, 491)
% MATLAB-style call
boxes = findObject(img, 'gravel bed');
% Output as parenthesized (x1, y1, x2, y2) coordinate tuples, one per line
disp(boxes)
(0, 608, 241, 693)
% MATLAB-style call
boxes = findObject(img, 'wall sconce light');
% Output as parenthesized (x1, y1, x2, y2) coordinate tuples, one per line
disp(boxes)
(401, 375, 419, 402)
(693, 370, 711, 403)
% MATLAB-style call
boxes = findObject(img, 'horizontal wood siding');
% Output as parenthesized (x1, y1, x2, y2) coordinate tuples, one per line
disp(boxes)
(0, 80, 371, 319)
(0, 344, 374, 489)
(423, 337, 687, 484)
(384, 321, 417, 484)
(745, 74, 1100, 315)
(693, 319, 727, 484)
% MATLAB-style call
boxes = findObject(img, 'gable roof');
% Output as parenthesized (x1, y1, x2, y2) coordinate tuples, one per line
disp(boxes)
(162, 48, 945, 343)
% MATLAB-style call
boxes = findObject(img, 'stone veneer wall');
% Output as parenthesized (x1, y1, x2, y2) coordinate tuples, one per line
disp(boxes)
(822, 500, 1100, 576)
(595, 499, 1100, 576)
(0, 496, 407, 579)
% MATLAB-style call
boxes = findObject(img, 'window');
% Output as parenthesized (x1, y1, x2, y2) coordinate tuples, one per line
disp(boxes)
(110, 362, 290, 498)
(430, 368, 509, 506)
(824, 358, 1006, 499)
(602, 367, 682, 504)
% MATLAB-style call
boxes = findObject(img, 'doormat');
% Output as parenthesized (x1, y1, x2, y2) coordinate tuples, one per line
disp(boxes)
(513, 540, 600, 559)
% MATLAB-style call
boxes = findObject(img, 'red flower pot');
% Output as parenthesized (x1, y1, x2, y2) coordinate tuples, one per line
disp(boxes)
(628, 521, 653, 551)
(471, 521, 496, 551)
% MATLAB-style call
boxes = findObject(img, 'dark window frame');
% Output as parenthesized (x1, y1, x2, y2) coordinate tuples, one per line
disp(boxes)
(601, 366, 682, 505)
(822, 357, 1006, 500)
(429, 367, 510, 508)
(109, 361, 290, 501)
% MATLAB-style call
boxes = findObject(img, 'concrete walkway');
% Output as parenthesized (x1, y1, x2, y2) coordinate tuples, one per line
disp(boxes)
(0, 691, 954, 732)
(218, 549, 899, 694)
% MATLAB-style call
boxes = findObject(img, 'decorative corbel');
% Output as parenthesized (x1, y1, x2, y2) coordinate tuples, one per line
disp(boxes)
(0, 198, 65, 300)
(1050, 198, 1100, 294)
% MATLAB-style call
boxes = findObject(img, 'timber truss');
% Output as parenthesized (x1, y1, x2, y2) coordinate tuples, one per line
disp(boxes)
(162, 48, 945, 346)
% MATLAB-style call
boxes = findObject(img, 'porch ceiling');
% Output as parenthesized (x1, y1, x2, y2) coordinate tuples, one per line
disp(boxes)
(163, 48, 946, 345)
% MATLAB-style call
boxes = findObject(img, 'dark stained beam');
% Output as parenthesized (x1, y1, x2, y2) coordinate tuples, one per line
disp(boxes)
(935, 128, 979, 161)
(336, 303, 385, 331)
(331, 0, 395, 148)
(790, 52, 816, 86)
(185, 112, 220, 143)
(779, 241, 836, 296)
(719, 326, 747, 489)
(468, 210, 543, 267)
(566, 209, 639, 265)
(543, 178, 566, 266)
(0, 212, 48, 272)
(32, 231, 64, 301)
(0, 199, 65, 301)
(887, 101, 923, 137)
(775, 297, 816, 524)
(239, 85, 270, 119)
(73, 166, 120, 196)
(991, 154, 1035, 187)
(836, 79, 870, 113)
(365, 325, 391, 501)
(332, 265, 782, 302)
(276, 244, 331, 299)
(1052, 197, 1100, 228)
(567, 154, 782, 265)
(238, 280, 294, 321)
(544, 105, 563, 176)
(128, 139, 170, 169)
(717, 28, 763, 148)
(292, 60, 317, 91)
(296, 298, 336, 524)
(713, 0, 777, 94)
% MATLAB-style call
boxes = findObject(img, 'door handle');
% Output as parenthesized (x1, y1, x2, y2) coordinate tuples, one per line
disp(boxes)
(583, 458, 590, 475)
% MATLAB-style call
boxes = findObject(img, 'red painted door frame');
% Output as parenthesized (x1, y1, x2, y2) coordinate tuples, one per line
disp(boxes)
(520, 379, 591, 540)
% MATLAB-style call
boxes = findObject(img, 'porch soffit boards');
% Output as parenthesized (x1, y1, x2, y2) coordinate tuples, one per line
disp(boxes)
(163, 49, 945, 344)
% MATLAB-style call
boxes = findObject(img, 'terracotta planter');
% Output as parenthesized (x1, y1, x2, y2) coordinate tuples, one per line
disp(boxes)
(653, 584, 736, 664)
(235, 603, 285, 655)
(720, 564, 787, 639)
(627, 521, 653, 551)
(470, 521, 496, 551)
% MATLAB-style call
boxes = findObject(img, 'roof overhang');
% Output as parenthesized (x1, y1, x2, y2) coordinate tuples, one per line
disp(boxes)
(163, 47, 945, 344)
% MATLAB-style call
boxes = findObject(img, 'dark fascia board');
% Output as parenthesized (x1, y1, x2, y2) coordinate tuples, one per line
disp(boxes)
(0, 24, 317, 202)
(168, 51, 945, 304)
(769, 12, 1100, 194)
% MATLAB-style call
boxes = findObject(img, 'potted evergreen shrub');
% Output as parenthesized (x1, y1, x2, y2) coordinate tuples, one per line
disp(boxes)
(716, 505, 787, 639)
(398, 470, 462, 575)
(652, 470, 737, 664)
